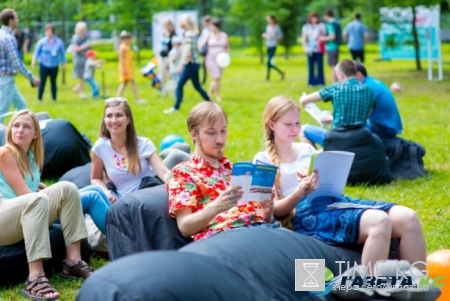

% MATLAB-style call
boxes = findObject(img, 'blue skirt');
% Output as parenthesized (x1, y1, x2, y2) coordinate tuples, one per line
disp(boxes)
(292, 195, 395, 245)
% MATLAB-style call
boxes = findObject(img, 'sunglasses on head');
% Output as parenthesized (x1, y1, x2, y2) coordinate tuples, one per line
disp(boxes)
(105, 97, 128, 103)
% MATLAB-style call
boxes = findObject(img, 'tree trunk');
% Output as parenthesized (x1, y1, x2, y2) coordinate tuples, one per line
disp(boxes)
(242, 26, 248, 47)
(411, 5, 421, 70)
(284, 46, 289, 59)
(259, 43, 264, 64)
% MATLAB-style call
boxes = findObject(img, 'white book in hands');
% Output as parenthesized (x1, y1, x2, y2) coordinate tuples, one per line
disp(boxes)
(230, 162, 277, 205)
(306, 151, 355, 202)
(304, 103, 330, 128)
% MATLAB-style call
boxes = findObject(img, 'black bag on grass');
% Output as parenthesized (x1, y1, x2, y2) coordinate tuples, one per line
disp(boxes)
(383, 137, 428, 179)
(324, 123, 392, 185)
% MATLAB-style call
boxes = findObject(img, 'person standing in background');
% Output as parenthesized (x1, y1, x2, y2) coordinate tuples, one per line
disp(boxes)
(23, 27, 33, 55)
(343, 13, 369, 63)
(163, 14, 210, 114)
(159, 20, 177, 96)
(0, 8, 39, 123)
(116, 31, 146, 104)
(202, 19, 229, 102)
(32, 23, 66, 103)
(320, 10, 341, 82)
(262, 15, 285, 81)
(301, 12, 325, 87)
(13, 28, 26, 61)
(198, 15, 211, 85)
(71, 21, 91, 99)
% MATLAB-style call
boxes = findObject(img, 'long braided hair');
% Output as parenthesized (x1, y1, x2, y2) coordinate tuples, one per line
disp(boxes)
(263, 96, 301, 229)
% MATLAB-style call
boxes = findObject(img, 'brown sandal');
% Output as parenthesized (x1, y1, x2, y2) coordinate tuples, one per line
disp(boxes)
(21, 276, 60, 301)
(60, 259, 93, 280)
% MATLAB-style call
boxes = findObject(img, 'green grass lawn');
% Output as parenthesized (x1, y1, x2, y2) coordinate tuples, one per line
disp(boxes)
(1, 44, 450, 299)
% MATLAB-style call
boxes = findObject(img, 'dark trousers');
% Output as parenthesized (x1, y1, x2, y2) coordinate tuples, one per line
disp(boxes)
(307, 52, 324, 86)
(38, 64, 59, 101)
(174, 63, 210, 110)
(350, 49, 365, 63)
(266, 46, 284, 80)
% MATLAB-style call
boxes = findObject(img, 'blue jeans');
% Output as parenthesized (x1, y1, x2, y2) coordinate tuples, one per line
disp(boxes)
(266, 46, 284, 80)
(307, 52, 325, 86)
(85, 77, 100, 98)
(79, 185, 111, 234)
(303, 124, 327, 146)
(367, 122, 397, 139)
(0, 76, 27, 123)
(174, 63, 210, 110)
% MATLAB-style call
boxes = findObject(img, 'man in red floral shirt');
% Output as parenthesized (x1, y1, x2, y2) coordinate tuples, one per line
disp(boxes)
(167, 102, 277, 241)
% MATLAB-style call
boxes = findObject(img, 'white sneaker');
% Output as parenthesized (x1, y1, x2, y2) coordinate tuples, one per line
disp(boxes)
(163, 107, 179, 114)
(78, 93, 87, 100)
(136, 99, 147, 104)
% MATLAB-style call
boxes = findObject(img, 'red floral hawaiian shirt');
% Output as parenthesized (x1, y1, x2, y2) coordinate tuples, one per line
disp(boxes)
(167, 154, 265, 241)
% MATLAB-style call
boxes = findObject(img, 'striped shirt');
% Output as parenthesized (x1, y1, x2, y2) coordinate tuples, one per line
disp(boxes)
(182, 30, 199, 64)
(319, 78, 375, 128)
(0, 25, 34, 80)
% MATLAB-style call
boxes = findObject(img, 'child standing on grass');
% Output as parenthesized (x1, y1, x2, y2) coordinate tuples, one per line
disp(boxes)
(84, 50, 104, 100)
(117, 31, 146, 104)
(167, 36, 182, 94)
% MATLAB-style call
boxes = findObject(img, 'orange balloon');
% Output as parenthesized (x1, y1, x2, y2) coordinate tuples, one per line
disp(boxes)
(427, 250, 450, 301)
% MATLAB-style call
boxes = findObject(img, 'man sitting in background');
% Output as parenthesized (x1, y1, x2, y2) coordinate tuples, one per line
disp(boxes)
(355, 62, 403, 139)
(299, 59, 375, 148)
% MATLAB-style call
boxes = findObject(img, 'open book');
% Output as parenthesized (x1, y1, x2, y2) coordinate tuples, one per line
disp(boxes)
(304, 103, 329, 127)
(306, 151, 354, 201)
(230, 162, 277, 204)
(306, 151, 385, 210)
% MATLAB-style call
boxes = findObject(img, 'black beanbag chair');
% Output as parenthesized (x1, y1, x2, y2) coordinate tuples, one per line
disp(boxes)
(106, 185, 192, 261)
(77, 229, 363, 301)
(0, 224, 90, 286)
(324, 123, 392, 185)
(40, 119, 91, 179)
(58, 163, 92, 189)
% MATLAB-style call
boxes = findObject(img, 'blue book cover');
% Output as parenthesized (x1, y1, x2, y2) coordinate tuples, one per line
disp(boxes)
(231, 162, 277, 204)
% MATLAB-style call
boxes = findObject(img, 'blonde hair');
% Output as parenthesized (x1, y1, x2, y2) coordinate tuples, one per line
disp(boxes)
(187, 102, 227, 142)
(99, 101, 141, 176)
(263, 96, 301, 229)
(74, 21, 87, 35)
(5, 110, 44, 179)
(179, 14, 198, 35)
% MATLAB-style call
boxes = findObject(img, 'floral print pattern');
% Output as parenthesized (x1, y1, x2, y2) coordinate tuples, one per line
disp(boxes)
(113, 153, 128, 170)
(167, 154, 265, 241)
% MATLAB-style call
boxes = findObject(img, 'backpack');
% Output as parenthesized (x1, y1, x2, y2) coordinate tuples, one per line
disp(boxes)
(332, 21, 343, 45)
(383, 137, 428, 179)
(324, 123, 392, 185)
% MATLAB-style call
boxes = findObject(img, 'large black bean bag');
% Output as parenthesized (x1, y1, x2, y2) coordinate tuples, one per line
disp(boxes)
(79, 230, 349, 301)
(324, 123, 392, 185)
(40, 119, 91, 179)
(106, 185, 191, 261)
(58, 162, 92, 189)
(0, 224, 90, 286)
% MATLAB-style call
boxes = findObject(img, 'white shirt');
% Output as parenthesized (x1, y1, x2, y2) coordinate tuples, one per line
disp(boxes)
(253, 143, 318, 197)
(92, 136, 157, 196)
